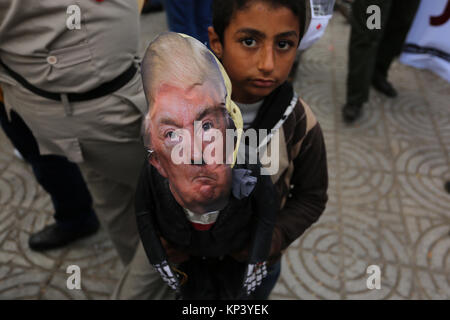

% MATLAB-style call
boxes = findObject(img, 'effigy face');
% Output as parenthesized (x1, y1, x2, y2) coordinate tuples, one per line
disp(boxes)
(149, 82, 233, 214)
(142, 32, 239, 214)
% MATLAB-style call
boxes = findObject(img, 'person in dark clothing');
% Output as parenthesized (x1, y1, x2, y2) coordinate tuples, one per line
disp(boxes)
(0, 88, 99, 251)
(164, 0, 213, 47)
(342, 0, 421, 123)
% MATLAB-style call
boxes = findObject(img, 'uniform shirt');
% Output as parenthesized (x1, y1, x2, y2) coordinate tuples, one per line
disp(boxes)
(0, 0, 140, 92)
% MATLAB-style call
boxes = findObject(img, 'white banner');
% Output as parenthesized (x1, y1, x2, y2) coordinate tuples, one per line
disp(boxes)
(400, 0, 450, 82)
(299, 0, 335, 51)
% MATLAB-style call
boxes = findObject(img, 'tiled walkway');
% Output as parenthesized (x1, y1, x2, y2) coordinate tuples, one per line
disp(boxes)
(0, 12, 449, 300)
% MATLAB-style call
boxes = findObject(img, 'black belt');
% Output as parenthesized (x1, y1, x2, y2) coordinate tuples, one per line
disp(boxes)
(0, 60, 137, 102)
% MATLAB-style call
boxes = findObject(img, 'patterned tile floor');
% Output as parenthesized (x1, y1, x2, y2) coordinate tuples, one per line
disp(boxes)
(0, 12, 449, 300)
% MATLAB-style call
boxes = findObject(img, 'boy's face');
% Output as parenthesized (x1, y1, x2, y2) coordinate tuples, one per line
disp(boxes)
(209, 1, 300, 103)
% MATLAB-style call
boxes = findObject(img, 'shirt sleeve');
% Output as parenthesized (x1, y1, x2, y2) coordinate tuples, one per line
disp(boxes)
(275, 121, 329, 251)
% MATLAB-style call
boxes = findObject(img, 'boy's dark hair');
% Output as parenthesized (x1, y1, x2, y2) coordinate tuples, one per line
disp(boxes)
(212, 0, 307, 45)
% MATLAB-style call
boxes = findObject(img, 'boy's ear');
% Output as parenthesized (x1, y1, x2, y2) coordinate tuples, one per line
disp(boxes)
(208, 26, 223, 59)
(149, 153, 168, 179)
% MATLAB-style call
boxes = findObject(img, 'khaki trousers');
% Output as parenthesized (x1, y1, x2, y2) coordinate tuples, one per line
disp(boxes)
(1, 70, 146, 265)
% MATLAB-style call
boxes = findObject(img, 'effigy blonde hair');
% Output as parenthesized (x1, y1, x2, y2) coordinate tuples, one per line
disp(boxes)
(142, 32, 226, 110)
(141, 32, 243, 166)
(141, 32, 227, 146)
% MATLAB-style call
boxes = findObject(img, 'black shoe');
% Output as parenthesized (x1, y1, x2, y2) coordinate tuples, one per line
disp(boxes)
(372, 75, 397, 98)
(342, 103, 362, 123)
(445, 181, 450, 194)
(28, 221, 100, 251)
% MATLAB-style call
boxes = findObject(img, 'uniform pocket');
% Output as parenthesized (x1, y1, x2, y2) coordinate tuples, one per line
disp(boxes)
(93, 89, 145, 141)
(38, 137, 84, 163)
(112, 70, 148, 116)
(48, 42, 92, 69)
(53, 137, 84, 163)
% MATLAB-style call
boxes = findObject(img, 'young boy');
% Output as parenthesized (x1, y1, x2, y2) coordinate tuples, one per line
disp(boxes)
(114, 0, 328, 300)
(136, 32, 278, 299)
(207, 0, 329, 298)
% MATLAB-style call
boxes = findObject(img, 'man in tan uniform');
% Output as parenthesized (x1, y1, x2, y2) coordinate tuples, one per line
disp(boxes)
(0, 1, 146, 266)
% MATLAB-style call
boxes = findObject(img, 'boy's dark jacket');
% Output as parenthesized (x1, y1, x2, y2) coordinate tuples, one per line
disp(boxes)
(249, 82, 328, 258)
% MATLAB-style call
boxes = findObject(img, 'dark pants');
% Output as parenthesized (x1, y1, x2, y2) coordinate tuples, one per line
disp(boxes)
(0, 103, 97, 230)
(346, 0, 420, 105)
(164, 0, 212, 47)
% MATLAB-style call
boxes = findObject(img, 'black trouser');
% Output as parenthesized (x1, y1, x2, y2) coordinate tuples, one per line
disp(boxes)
(0, 102, 97, 229)
(346, 0, 421, 105)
